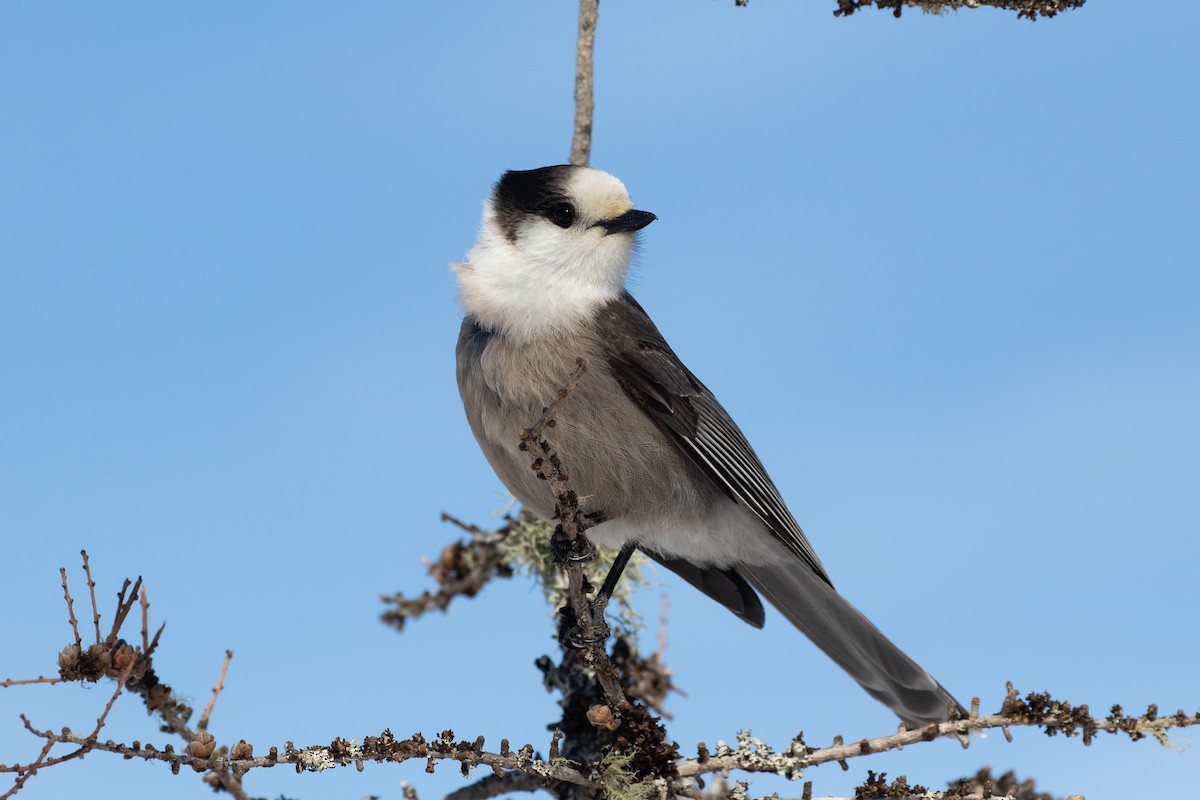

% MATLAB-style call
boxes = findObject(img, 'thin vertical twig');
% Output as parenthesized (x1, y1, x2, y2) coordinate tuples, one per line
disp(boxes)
(140, 586, 150, 654)
(60, 568, 81, 647)
(198, 650, 234, 731)
(81, 551, 102, 644)
(569, 0, 599, 166)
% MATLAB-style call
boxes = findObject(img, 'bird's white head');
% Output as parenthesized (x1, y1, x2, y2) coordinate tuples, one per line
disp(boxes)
(453, 165, 656, 340)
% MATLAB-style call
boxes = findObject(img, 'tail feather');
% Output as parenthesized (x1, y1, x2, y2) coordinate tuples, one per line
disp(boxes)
(741, 563, 960, 727)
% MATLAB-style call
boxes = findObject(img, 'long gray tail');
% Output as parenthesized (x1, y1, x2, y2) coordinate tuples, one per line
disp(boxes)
(741, 563, 960, 727)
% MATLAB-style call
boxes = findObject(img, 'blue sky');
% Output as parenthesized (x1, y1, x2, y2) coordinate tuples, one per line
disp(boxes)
(1, 3, 1196, 799)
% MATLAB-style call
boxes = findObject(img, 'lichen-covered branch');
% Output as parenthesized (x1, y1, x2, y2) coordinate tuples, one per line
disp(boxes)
(9, 685, 1196, 798)
(829, 0, 1086, 19)
(6, 555, 1198, 800)
(676, 687, 1200, 781)
(700, 766, 1065, 800)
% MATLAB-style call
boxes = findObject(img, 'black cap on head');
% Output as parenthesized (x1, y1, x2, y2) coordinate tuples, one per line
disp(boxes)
(492, 166, 579, 243)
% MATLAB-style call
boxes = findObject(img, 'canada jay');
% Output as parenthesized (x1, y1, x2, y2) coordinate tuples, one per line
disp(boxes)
(455, 165, 960, 726)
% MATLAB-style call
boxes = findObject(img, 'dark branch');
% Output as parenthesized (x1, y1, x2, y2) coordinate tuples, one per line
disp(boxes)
(830, 0, 1086, 19)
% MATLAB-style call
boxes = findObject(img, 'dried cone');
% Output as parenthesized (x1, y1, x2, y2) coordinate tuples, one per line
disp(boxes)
(586, 704, 619, 731)
(187, 731, 216, 759)
(58, 643, 81, 671)
(112, 642, 138, 676)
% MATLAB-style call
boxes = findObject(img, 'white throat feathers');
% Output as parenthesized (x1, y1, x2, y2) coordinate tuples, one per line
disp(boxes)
(453, 165, 652, 342)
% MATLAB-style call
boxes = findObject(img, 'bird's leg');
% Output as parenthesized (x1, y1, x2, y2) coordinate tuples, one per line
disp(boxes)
(592, 540, 636, 618)
(553, 511, 601, 649)
(549, 510, 605, 565)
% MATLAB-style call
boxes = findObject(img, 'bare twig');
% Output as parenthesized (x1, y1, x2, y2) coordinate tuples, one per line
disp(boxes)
(441, 512, 485, 537)
(108, 576, 143, 644)
(146, 619, 166, 659)
(0, 735, 55, 800)
(140, 585, 150, 654)
(81, 550, 101, 644)
(60, 567, 81, 646)
(0, 676, 63, 688)
(569, 0, 599, 166)
(198, 650, 233, 731)
(88, 660, 136, 739)
(520, 357, 591, 447)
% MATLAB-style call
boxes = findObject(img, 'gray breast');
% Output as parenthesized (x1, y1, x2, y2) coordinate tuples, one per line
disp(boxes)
(455, 316, 713, 525)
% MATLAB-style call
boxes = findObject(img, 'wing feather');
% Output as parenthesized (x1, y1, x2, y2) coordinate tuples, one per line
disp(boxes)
(595, 293, 832, 586)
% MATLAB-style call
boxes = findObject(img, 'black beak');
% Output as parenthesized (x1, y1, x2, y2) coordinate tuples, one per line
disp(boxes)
(598, 209, 657, 234)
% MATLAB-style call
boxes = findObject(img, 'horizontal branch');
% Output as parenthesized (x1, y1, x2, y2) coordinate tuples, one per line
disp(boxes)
(15, 723, 600, 791)
(830, 0, 1086, 19)
(12, 687, 1196, 797)
(678, 689, 1199, 780)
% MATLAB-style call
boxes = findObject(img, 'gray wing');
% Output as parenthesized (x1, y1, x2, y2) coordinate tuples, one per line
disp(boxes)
(594, 293, 832, 587)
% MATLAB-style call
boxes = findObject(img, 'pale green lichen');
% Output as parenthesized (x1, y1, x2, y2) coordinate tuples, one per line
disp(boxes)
(499, 509, 648, 640)
(297, 747, 337, 771)
(595, 747, 655, 800)
(296, 739, 364, 771)
(713, 730, 807, 781)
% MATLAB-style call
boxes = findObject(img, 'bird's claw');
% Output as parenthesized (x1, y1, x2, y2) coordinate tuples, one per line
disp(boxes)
(551, 532, 595, 565)
(556, 602, 611, 651)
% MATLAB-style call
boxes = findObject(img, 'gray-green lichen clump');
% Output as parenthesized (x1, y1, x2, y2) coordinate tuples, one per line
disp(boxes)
(500, 509, 648, 640)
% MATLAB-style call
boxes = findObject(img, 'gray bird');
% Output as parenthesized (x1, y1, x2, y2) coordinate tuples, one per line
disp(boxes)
(454, 165, 960, 726)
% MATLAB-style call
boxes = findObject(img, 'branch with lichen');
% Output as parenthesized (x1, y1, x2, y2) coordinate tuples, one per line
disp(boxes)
(381, 510, 647, 643)
(9, 681, 1195, 799)
(824, 0, 1085, 19)
(734, 0, 1089, 19)
(5, 548, 1199, 800)
(677, 688, 1200, 781)
(696, 765, 1073, 800)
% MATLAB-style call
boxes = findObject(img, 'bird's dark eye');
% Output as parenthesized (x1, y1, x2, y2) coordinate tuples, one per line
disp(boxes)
(549, 202, 576, 228)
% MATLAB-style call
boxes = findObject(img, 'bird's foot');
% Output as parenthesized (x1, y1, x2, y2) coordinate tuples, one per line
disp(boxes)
(550, 530, 595, 566)
(557, 603, 611, 651)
